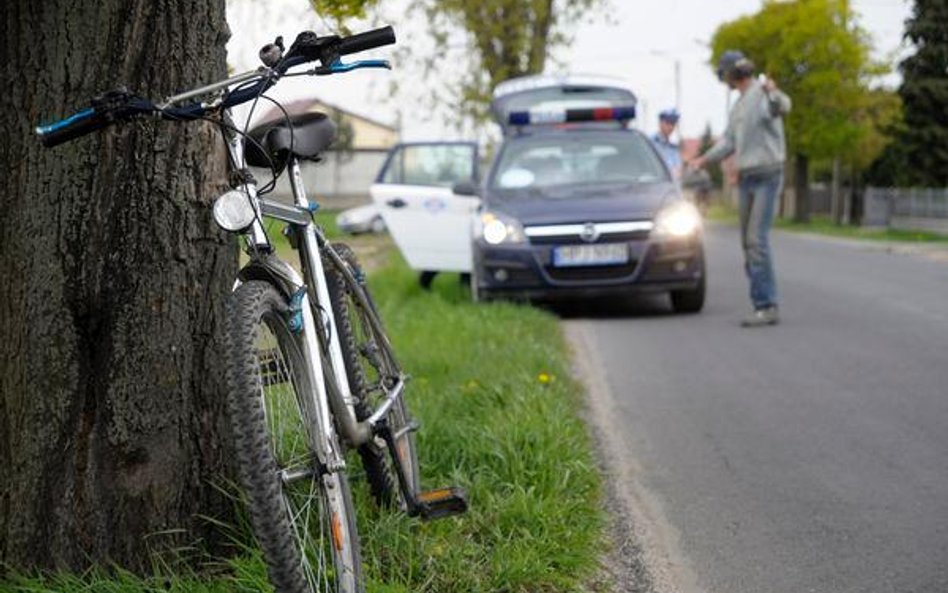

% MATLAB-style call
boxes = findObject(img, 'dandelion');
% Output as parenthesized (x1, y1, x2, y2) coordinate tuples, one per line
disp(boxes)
(537, 372, 553, 385)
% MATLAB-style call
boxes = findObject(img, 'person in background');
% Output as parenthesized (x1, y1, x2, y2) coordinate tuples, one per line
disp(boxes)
(689, 50, 791, 327)
(651, 108, 682, 178)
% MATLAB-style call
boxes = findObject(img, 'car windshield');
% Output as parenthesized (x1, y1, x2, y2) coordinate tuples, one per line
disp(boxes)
(489, 132, 668, 198)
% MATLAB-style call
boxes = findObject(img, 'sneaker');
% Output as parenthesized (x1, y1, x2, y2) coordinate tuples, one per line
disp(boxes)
(741, 306, 779, 328)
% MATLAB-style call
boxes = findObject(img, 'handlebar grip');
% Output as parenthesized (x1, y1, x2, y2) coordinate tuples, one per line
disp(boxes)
(36, 109, 108, 148)
(336, 26, 396, 56)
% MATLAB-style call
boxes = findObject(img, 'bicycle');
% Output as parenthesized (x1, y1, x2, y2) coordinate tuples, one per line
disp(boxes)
(36, 26, 467, 593)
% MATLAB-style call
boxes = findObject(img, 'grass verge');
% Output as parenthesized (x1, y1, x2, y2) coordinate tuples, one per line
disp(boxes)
(5, 246, 607, 592)
(706, 202, 948, 243)
(353, 257, 606, 592)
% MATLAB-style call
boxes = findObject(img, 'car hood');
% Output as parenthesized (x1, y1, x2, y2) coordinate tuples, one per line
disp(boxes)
(485, 182, 676, 226)
(337, 204, 379, 222)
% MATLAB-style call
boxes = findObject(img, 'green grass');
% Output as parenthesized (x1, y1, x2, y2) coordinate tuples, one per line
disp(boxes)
(256, 209, 342, 259)
(4, 252, 607, 593)
(706, 202, 948, 243)
(353, 260, 606, 592)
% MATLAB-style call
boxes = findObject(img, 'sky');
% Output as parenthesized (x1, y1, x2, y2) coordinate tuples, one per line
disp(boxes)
(225, 0, 914, 142)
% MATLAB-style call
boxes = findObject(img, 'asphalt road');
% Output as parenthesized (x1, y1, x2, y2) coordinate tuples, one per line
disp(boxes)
(565, 224, 948, 593)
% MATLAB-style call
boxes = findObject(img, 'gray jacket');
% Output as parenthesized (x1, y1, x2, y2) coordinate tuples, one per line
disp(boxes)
(704, 78, 791, 175)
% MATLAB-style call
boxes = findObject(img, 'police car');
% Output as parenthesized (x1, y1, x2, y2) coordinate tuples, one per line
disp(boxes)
(467, 75, 705, 312)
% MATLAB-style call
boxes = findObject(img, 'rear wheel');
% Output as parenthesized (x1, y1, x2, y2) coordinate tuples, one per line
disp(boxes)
(325, 244, 420, 509)
(225, 281, 363, 593)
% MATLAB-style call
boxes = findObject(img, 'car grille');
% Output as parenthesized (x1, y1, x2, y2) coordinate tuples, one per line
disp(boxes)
(525, 221, 653, 245)
(529, 230, 650, 245)
(545, 260, 639, 282)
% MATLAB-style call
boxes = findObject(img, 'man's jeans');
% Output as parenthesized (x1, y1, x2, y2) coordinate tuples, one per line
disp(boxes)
(738, 170, 783, 310)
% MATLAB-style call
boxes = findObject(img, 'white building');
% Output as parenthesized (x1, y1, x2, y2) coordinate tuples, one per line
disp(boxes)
(254, 98, 399, 208)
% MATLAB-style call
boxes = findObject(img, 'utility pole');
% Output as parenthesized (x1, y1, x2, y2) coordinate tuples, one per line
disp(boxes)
(651, 50, 683, 141)
(674, 58, 681, 111)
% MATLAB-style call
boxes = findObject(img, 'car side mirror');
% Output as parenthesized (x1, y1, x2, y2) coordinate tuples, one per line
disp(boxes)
(452, 179, 480, 197)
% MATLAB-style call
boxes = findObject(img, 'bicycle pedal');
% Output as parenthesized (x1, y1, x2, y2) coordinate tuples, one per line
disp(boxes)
(416, 486, 468, 521)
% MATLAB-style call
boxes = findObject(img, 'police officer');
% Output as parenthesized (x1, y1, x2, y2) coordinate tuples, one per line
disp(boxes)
(651, 108, 682, 178)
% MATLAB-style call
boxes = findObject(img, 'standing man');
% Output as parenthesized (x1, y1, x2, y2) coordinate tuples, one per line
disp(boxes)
(652, 108, 683, 178)
(690, 50, 791, 327)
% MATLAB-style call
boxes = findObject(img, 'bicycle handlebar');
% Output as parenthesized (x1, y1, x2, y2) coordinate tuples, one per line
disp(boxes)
(35, 108, 102, 147)
(35, 25, 396, 148)
(337, 26, 396, 56)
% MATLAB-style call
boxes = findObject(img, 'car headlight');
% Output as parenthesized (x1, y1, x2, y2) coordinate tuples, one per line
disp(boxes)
(654, 201, 702, 238)
(475, 211, 526, 245)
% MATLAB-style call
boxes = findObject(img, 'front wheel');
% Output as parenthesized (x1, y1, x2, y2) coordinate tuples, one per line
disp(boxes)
(670, 266, 706, 314)
(225, 280, 363, 593)
(469, 266, 485, 303)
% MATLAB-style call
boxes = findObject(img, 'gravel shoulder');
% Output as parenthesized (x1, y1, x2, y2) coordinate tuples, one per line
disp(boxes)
(566, 321, 705, 593)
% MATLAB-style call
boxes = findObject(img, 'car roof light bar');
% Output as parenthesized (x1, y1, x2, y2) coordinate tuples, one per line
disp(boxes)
(507, 105, 636, 127)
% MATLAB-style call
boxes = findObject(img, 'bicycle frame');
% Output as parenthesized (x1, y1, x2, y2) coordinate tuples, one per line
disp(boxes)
(210, 96, 407, 475)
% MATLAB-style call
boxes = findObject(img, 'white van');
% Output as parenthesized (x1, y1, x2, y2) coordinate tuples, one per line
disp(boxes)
(370, 142, 480, 284)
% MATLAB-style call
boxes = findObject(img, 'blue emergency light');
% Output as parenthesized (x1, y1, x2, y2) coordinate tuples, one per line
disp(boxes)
(507, 105, 636, 127)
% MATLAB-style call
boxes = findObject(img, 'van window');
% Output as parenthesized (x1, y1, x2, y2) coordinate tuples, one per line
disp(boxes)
(381, 144, 476, 187)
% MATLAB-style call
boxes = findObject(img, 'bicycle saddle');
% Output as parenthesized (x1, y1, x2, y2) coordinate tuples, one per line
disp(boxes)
(245, 111, 337, 169)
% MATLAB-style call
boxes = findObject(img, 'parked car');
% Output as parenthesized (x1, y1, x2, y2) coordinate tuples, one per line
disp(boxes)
(370, 142, 480, 280)
(467, 75, 706, 313)
(336, 204, 386, 235)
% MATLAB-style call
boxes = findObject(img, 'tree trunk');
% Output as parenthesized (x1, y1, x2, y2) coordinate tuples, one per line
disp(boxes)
(526, 0, 555, 74)
(831, 156, 843, 225)
(793, 153, 811, 223)
(780, 160, 795, 219)
(0, 0, 236, 573)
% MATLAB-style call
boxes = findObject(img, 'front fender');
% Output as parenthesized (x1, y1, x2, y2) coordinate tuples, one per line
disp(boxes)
(237, 254, 304, 300)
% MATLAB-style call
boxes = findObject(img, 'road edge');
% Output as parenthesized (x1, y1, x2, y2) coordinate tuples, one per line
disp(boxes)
(564, 320, 706, 593)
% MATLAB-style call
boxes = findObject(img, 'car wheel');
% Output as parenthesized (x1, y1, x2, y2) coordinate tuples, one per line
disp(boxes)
(370, 216, 386, 234)
(469, 268, 485, 303)
(670, 269, 706, 314)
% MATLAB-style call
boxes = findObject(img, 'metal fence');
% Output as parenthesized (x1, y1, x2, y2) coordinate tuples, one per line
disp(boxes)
(863, 187, 948, 231)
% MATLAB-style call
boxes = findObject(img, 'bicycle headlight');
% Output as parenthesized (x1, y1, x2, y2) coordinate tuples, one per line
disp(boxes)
(212, 189, 257, 232)
(476, 211, 526, 245)
(654, 201, 702, 238)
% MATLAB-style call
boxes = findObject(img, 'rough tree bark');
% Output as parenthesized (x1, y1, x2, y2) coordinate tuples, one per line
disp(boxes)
(0, 0, 236, 573)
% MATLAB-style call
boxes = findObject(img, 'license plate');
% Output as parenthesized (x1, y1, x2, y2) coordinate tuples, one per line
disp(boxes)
(552, 243, 628, 267)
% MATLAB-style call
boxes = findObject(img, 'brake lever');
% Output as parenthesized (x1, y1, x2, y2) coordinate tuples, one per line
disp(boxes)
(313, 59, 392, 76)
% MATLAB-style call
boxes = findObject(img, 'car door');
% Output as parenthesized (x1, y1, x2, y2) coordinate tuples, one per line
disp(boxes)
(370, 142, 479, 273)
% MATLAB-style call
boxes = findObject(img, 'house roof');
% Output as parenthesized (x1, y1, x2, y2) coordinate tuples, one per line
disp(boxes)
(256, 97, 397, 131)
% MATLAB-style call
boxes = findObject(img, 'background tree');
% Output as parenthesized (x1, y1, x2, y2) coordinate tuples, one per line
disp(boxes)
(890, 0, 947, 187)
(310, 0, 380, 30)
(710, 0, 881, 222)
(417, 0, 608, 125)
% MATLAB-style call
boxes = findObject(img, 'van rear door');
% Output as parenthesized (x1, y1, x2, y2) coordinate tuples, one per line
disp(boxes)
(370, 142, 479, 273)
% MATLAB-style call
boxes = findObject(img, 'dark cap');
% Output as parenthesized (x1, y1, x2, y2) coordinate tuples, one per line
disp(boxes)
(658, 108, 680, 123)
(717, 50, 755, 82)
